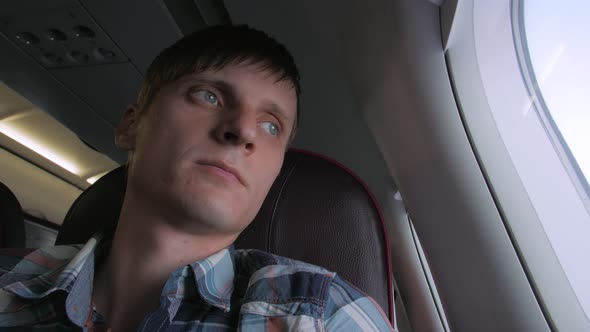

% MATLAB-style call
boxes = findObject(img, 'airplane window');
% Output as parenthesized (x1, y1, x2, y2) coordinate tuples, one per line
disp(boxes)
(518, 0, 590, 201)
(445, 0, 590, 326)
(514, 0, 590, 317)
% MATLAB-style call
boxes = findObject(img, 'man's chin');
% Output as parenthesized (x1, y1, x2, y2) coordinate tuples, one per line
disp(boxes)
(170, 202, 250, 235)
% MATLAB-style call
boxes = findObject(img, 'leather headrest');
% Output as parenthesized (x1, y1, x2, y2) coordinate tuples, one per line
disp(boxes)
(0, 182, 26, 247)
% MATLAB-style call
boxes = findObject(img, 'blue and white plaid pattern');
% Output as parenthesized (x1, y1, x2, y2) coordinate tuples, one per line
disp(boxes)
(0, 234, 394, 331)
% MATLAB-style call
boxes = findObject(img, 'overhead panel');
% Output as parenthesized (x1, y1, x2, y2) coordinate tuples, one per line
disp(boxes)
(51, 63, 142, 126)
(0, 0, 141, 153)
(0, 0, 126, 69)
(163, 0, 207, 35)
(194, 0, 232, 26)
(80, 0, 187, 74)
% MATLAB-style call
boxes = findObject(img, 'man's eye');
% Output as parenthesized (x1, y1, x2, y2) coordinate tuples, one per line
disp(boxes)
(260, 122, 280, 137)
(193, 90, 219, 107)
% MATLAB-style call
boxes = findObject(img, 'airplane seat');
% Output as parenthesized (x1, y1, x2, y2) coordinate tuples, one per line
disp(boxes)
(0, 182, 26, 248)
(55, 149, 395, 323)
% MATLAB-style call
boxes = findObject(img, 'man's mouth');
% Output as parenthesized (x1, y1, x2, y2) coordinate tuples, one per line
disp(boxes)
(196, 160, 246, 186)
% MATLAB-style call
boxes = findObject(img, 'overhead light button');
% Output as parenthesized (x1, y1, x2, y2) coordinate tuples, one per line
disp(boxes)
(72, 25, 95, 39)
(67, 51, 89, 63)
(15, 32, 40, 45)
(41, 53, 64, 66)
(44, 29, 67, 42)
(93, 48, 116, 61)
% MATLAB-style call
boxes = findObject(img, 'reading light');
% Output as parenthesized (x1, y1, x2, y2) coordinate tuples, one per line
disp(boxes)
(0, 122, 80, 175)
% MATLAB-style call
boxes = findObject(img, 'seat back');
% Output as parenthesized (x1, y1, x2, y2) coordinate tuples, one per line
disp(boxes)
(0, 182, 26, 247)
(56, 149, 394, 322)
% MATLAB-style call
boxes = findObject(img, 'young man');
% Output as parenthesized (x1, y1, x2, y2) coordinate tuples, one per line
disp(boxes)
(0, 25, 394, 331)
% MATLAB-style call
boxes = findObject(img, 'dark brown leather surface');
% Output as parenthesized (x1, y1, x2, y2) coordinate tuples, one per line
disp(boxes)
(55, 149, 393, 321)
(234, 150, 393, 318)
(56, 166, 127, 246)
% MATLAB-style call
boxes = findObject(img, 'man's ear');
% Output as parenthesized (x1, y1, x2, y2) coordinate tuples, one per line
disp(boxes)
(115, 104, 140, 151)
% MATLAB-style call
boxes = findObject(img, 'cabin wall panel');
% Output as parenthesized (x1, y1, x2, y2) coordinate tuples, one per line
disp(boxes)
(343, 0, 550, 331)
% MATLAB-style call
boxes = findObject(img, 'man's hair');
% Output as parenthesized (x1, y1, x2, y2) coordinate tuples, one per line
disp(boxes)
(136, 24, 301, 139)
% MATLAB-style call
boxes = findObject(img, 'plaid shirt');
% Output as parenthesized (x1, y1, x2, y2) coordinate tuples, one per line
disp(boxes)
(0, 234, 394, 331)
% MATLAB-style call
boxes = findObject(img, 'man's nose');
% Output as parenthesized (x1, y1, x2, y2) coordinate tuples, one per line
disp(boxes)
(212, 106, 257, 152)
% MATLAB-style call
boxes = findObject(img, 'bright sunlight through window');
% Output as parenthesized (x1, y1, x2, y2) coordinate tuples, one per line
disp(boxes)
(521, 0, 590, 200)
(516, 0, 590, 319)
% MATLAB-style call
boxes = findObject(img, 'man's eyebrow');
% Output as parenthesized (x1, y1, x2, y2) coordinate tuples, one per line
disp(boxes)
(180, 75, 236, 94)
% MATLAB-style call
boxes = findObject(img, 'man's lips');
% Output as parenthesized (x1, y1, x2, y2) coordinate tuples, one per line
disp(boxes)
(196, 160, 246, 186)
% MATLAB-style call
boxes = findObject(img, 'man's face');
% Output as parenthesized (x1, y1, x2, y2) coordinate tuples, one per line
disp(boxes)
(116, 61, 297, 236)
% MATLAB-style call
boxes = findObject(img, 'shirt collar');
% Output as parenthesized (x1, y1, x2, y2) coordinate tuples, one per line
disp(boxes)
(2, 232, 236, 322)
(2, 234, 101, 297)
(161, 246, 235, 313)
(1, 233, 103, 327)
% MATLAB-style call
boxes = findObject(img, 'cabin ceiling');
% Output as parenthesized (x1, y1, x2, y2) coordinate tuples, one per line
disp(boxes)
(0, 0, 439, 165)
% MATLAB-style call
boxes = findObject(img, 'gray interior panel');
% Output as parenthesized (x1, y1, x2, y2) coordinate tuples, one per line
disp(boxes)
(79, 0, 185, 74)
(50, 63, 143, 126)
(343, 0, 550, 330)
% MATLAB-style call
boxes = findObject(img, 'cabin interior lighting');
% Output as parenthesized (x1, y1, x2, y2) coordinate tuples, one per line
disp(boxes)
(86, 171, 108, 184)
(0, 122, 80, 175)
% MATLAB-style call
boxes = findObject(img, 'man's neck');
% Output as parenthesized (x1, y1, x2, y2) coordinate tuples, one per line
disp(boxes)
(92, 195, 237, 331)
